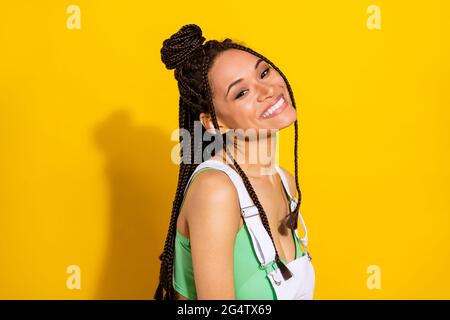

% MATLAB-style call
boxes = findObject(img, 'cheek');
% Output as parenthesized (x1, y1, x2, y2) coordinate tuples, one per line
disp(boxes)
(213, 101, 252, 128)
(234, 104, 256, 125)
(218, 102, 259, 130)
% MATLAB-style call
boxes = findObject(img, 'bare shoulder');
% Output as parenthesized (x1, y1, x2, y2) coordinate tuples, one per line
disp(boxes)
(183, 168, 241, 236)
(278, 166, 297, 199)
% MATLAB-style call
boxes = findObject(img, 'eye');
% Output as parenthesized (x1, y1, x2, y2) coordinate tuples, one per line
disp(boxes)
(234, 67, 271, 100)
(235, 90, 248, 100)
(261, 67, 270, 78)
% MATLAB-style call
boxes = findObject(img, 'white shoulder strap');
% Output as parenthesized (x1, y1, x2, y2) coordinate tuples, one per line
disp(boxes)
(274, 166, 295, 201)
(274, 166, 309, 249)
(184, 159, 276, 267)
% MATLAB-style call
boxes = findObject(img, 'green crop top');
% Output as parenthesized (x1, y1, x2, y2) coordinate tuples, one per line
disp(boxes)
(173, 167, 305, 300)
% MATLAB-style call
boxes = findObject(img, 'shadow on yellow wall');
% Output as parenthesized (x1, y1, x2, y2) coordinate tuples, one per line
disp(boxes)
(93, 110, 175, 299)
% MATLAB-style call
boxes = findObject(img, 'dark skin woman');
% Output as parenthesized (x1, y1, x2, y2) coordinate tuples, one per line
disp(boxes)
(155, 24, 303, 300)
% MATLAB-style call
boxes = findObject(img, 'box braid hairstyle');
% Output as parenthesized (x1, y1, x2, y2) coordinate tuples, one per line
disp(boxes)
(155, 24, 303, 300)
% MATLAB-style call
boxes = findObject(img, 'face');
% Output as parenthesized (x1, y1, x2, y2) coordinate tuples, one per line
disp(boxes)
(200, 49, 297, 133)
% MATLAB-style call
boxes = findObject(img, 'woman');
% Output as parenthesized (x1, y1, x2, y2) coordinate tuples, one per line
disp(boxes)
(155, 24, 315, 300)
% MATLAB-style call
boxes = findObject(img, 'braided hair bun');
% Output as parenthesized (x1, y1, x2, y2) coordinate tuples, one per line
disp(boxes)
(161, 24, 206, 70)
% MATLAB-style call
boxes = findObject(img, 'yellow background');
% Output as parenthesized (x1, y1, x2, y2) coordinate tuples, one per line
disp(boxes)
(1, 0, 449, 299)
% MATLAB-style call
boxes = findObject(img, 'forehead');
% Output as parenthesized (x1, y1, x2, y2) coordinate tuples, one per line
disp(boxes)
(208, 49, 262, 95)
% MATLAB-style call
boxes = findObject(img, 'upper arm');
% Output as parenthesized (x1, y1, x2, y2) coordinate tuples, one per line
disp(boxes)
(279, 166, 298, 200)
(183, 169, 241, 300)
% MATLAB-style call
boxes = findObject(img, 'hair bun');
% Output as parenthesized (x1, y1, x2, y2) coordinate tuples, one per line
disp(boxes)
(161, 24, 206, 70)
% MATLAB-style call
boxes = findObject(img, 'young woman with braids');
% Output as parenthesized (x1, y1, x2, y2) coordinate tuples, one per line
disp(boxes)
(155, 24, 315, 300)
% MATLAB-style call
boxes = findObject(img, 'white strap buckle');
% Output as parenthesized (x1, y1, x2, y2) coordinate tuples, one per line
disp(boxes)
(241, 205, 259, 218)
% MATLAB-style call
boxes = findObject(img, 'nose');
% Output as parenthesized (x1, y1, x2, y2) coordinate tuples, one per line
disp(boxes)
(256, 82, 275, 103)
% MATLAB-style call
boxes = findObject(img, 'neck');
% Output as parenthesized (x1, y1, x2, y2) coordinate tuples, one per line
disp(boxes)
(216, 129, 279, 178)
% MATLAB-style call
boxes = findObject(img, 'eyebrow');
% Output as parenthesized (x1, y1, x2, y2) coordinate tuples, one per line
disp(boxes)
(225, 58, 265, 98)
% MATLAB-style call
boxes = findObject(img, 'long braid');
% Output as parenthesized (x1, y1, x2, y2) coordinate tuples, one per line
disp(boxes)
(154, 75, 200, 300)
(154, 98, 188, 299)
(154, 132, 196, 299)
(156, 24, 303, 299)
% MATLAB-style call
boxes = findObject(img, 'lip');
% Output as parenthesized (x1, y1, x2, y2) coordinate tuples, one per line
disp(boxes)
(259, 94, 288, 119)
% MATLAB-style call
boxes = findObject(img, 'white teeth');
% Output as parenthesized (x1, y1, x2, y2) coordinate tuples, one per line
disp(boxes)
(262, 97, 285, 118)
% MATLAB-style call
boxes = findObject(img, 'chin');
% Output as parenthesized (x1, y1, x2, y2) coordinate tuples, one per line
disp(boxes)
(269, 108, 297, 130)
(276, 120, 296, 130)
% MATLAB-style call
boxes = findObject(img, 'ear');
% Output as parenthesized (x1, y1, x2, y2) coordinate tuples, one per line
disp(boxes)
(199, 112, 228, 134)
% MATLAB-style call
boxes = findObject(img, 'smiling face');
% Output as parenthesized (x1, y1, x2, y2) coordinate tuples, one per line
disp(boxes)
(200, 48, 297, 133)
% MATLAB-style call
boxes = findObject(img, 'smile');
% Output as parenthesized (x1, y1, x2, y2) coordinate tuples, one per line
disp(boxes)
(260, 95, 287, 119)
